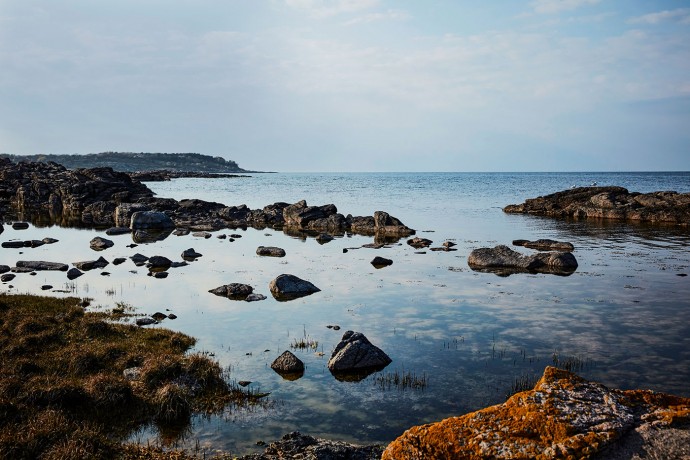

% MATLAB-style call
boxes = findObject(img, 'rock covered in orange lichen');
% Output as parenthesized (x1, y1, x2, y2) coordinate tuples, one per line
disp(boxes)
(382, 366, 690, 460)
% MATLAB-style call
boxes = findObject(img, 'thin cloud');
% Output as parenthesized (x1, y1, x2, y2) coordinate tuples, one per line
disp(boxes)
(531, 0, 601, 15)
(628, 8, 690, 25)
(285, 0, 378, 18)
(343, 9, 411, 26)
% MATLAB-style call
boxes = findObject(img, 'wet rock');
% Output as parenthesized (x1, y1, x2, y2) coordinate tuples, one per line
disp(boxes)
(170, 261, 188, 268)
(269, 274, 320, 301)
(241, 431, 384, 460)
(230, 234, 243, 238)
(151, 312, 168, 321)
(66, 268, 83, 280)
(271, 350, 305, 375)
(443, 241, 457, 248)
(407, 237, 432, 248)
(15, 260, 68, 271)
(192, 231, 212, 238)
(382, 366, 690, 460)
(41, 285, 52, 290)
(168, 314, 177, 320)
(115, 203, 150, 227)
(152, 271, 169, 279)
(209, 283, 254, 300)
(173, 228, 190, 236)
(105, 226, 132, 236)
(1, 241, 24, 248)
(0, 265, 10, 274)
(90, 236, 114, 251)
(371, 256, 393, 268)
(12, 222, 30, 230)
(504, 186, 690, 224)
(130, 211, 175, 230)
(112, 257, 126, 265)
(73, 256, 109, 271)
(467, 245, 578, 276)
(25, 240, 45, 248)
(256, 246, 286, 257)
(327, 331, 392, 375)
(41, 237, 59, 244)
(146, 255, 172, 270)
(135, 317, 157, 326)
(245, 293, 267, 302)
(130, 253, 149, 265)
(181, 248, 203, 259)
(513, 238, 575, 252)
(1, 274, 15, 282)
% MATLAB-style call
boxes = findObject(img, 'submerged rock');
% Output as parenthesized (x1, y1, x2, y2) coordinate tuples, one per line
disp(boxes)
(269, 274, 320, 301)
(327, 331, 392, 376)
(513, 238, 575, 252)
(382, 366, 690, 460)
(467, 245, 578, 276)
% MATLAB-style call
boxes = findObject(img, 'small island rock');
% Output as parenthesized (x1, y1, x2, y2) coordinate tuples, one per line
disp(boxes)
(327, 331, 392, 374)
(256, 246, 286, 257)
(269, 274, 320, 301)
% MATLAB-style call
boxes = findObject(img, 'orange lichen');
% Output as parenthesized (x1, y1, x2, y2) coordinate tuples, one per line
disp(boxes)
(382, 366, 690, 460)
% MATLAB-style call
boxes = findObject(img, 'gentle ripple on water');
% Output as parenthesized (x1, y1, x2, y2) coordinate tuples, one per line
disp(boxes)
(2, 171, 689, 455)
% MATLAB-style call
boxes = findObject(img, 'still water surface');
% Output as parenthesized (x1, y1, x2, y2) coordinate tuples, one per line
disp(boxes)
(2, 172, 689, 455)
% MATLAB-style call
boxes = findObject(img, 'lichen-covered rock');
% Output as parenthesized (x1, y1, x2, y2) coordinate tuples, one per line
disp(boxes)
(239, 431, 384, 460)
(382, 366, 690, 460)
(468, 245, 577, 276)
(504, 186, 690, 225)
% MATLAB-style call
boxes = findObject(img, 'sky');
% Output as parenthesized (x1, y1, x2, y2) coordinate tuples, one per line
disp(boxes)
(0, 1, 689, 172)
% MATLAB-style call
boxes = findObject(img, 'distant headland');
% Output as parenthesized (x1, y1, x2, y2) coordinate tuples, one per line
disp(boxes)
(0, 151, 262, 173)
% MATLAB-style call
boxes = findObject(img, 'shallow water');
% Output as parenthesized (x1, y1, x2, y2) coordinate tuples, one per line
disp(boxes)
(2, 172, 690, 455)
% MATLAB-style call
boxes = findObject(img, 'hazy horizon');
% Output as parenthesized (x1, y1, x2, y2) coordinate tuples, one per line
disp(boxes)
(1, 1, 689, 172)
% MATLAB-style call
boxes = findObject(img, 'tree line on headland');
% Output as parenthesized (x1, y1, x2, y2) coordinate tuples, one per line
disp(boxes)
(0, 152, 250, 173)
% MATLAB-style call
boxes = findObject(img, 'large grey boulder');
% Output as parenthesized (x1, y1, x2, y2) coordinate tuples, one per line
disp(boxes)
(130, 211, 175, 230)
(327, 331, 392, 374)
(467, 245, 578, 276)
(115, 203, 150, 227)
(256, 246, 286, 257)
(209, 283, 254, 300)
(269, 274, 320, 301)
(15, 261, 69, 271)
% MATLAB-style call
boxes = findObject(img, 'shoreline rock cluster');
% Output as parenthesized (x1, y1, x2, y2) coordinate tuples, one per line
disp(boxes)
(504, 186, 690, 225)
(0, 158, 415, 240)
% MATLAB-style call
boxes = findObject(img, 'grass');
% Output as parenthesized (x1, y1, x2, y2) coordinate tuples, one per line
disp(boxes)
(289, 336, 319, 351)
(374, 368, 429, 391)
(505, 373, 540, 399)
(0, 293, 264, 459)
(551, 352, 595, 373)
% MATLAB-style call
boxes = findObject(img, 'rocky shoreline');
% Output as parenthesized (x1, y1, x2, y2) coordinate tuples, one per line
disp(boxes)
(0, 158, 415, 240)
(504, 186, 690, 225)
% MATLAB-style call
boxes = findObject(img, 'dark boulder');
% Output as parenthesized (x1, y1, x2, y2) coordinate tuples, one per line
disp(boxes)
(371, 256, 393, 268)
(146, 256, 172, 270)
(66, 268, 83, 280)
(407, 237, 432, 249)
(512, 239, 575, 252)
(328, 331, 392, 377)
(130, 211, 175, 230)
(209, 283, 254, 300)
(181, 248, 203, 260)
(269, 274, 320, 301)
(90, 236, 114, 251)
(15, 261, 68, 271)
(271, 350, 305, 375)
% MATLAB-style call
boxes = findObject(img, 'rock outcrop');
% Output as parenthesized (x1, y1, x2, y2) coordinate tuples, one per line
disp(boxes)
(504, 186, 690, 225)
(382, 366, 690, 460)
(239, 431, 384, 460)
(468, 245, 578, 276)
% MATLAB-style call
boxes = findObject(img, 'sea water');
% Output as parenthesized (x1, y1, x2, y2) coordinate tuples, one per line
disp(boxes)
(2, 172, 689, 455)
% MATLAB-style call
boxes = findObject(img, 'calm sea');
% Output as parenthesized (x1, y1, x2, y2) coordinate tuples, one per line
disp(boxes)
(3, 172, 690, 455)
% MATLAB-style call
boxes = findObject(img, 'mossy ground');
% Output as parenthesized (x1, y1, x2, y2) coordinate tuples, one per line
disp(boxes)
(0, 294, 261, 459)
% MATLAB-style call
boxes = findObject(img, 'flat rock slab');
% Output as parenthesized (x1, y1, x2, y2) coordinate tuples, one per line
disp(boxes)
(382, 366, 690, 460)
(256, 246, 286, 257)
(467, 245, 577, 276)
(513, 238, 575, 252)
(15, 261, 68, 271)
(269, 274, 320, 301)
